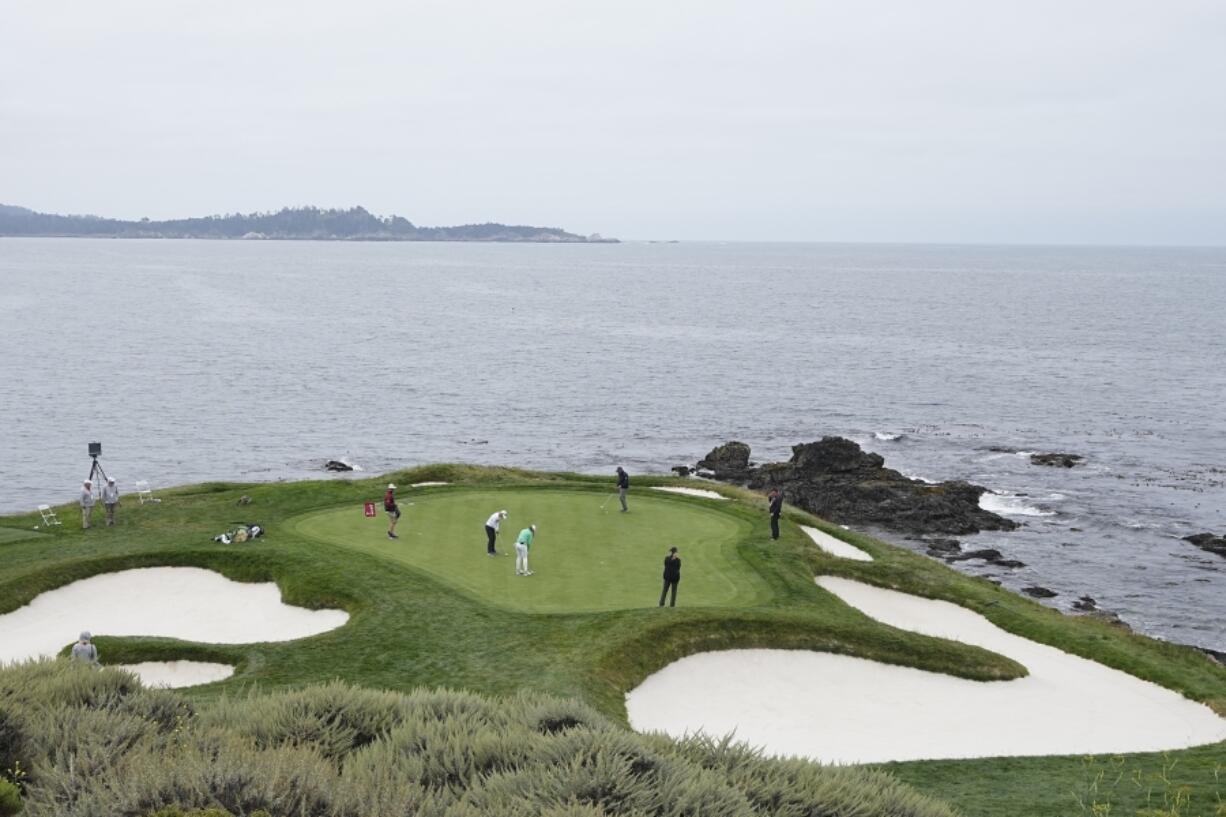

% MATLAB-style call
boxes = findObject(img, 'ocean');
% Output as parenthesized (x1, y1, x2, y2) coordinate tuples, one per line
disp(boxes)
(1, 238, 1223, 650)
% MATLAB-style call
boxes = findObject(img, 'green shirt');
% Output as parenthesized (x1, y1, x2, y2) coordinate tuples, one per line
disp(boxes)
(516, 528, 534, 549)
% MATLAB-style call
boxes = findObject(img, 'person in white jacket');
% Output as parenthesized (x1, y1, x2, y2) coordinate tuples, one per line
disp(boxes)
(80, 480, 95, 529)
(484, 509, 508, 556)
(102, 477, 120, 526)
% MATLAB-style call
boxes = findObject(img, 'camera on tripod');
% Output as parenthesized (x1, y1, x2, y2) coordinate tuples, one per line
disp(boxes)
(86, 442, 107, 496)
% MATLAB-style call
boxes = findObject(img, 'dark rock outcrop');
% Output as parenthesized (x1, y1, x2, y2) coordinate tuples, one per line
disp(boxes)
(324, 460, 353, 472)
(1022, 585, 1058, 599)
(696, 441, 752, 482)
(921, 538, 962, 557)
(696, 438, 1016, 535)
(1084, 609, 1131, 630)
(948, 548, 1003, 563)
(671, 465, 692, 477)
(1184, 532, 1226, 558)
(1072, 595, 1098, 612)
(1031, 452, 1084, 468)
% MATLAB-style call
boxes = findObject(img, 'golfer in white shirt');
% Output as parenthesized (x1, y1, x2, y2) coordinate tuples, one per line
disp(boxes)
(484, 509, 508, 556)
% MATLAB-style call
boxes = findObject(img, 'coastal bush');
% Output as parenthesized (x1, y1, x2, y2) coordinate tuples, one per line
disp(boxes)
(0, 661, 957, 817)
(0, 779, 21, 816)
(0, 708, 26, 782)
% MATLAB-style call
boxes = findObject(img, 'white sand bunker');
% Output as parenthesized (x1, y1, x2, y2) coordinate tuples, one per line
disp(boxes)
(650, 486, 728, 500)
(116, 661, 235, 689)
(801, 525, 873, 561)
(627, 576, 1226, 763)
(0, 567, 348, 669)
(411, 481, 450, 487)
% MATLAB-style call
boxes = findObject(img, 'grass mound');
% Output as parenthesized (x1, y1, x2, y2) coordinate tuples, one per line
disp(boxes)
(292, 487, 766, 612)
(0, 660, 955, 817)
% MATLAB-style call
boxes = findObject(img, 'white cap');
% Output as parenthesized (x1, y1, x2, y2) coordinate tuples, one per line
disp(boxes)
(80, 631, 91, 641)
(83, 480, 91, 486)
(107, 477, 115, 483)
(500, 509, 508, 517)
(530, 524, 537, 531)
(387, 483, 396, 489)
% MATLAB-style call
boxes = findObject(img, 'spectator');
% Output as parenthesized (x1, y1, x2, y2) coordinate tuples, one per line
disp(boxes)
(659, 547, 681, 607)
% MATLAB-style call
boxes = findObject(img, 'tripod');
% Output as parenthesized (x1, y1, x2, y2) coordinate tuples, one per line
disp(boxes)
(86, 455, 109, 499)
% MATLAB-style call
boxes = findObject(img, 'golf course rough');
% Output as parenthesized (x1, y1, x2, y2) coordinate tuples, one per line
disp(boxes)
(291, 487, 770, 613)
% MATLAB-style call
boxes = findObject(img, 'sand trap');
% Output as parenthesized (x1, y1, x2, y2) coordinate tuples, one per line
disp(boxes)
(800, 525, 873, 561)
(117, 661, 235, 688)
(627, 576, 1226, 763)
(649, 487, 728, 500)
(411, 481, 450, 487)
(0, 567, 348, 666)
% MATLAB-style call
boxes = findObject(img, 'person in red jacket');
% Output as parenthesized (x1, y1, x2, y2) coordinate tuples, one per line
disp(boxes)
(384, 483, 401, 539)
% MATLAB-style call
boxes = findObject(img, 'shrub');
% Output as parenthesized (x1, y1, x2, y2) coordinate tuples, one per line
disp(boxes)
(0, 779, 21, 817)
(200, 682, 411, 761)
(0, 662, 956, 817)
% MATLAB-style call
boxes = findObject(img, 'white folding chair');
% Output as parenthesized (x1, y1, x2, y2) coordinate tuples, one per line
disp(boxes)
(135, 480, 155, 504)
(38, 504, 62, 526)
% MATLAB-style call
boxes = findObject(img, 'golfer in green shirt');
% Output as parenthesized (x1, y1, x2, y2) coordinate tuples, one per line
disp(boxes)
(515, 525, 537, 576)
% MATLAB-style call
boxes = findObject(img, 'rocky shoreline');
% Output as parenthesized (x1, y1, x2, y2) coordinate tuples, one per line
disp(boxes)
(681, 436, 1154, 642)
(685, 437, 1017, 535)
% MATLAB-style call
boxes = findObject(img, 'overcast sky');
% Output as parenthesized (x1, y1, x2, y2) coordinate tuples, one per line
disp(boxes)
(2, 1, 1224, 243)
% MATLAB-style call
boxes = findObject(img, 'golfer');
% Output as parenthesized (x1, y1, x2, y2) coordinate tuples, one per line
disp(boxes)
(384, 483, 401, 539)
(102, 477, 120, 526)
(659, 547, 681, 607)
(71, 631, 99, 665)
(616, 466, 630, 512)
(485, 509, 508, 556)
(80, 480, 95, 529)
(515, 524, 537, 576)
(768, 488, 784, 540)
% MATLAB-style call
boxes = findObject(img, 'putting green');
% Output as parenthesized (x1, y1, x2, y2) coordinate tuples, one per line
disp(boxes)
(290, 488, 770, 613)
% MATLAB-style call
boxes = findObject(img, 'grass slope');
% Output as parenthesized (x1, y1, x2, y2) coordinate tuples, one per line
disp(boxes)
(1, 464, 1224, 816)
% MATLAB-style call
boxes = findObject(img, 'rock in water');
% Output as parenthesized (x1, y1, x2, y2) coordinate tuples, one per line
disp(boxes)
(1030, 452, 1084, 468)
(1183, 532, 1226, 558)
(324, 460, 353, 472)
(1022, 586, 1058, 599)
(696, 437, 1017, 535)
(671, 465, 692, 477)
(696, 441, 751, 481)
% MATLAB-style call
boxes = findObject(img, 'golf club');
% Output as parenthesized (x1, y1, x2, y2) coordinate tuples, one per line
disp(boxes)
(599, 493, 616, 511)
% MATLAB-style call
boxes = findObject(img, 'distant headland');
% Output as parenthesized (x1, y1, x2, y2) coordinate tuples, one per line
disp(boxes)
(0, 203, 617, 243)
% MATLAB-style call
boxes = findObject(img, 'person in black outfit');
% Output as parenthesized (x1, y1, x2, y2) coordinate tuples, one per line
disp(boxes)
(659, 547, 681, 607)
(768, 488, 783, 540)
(616, 466, 630, 512)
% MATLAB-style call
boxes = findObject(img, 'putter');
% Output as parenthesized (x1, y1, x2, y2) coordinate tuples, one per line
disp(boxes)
(599, 493, 615, 511)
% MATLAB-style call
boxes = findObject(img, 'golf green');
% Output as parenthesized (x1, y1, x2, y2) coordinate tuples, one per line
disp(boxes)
(290, 487, 769, 613)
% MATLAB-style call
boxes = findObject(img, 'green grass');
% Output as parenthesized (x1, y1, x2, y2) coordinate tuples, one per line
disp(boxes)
(291, 487, 768, 612)
(1, 464, 1224, 815)
(0, 526, 46, 544)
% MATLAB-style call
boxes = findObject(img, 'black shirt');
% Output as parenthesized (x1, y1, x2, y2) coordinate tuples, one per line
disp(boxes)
(769, 494, 783, 516)
(663, 554, 681, 581)
(617, 470, 629, 489)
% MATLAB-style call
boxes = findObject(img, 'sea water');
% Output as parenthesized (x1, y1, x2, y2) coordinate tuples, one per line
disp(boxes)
(1, 238, 1223, 650)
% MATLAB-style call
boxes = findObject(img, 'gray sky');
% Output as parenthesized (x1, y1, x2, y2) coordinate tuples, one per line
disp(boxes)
(3, 1, 1224, 243)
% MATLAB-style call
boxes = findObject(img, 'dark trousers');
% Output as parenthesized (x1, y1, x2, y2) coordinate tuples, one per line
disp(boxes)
(659, 578, 678, 607)
(770, 514, 780, 540)
(485, 525, 498, 553)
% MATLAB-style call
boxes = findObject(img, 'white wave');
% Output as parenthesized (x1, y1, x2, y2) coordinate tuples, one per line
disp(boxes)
(903, 472, 938, 484)
(339, 458, 364, 472)
(873, 432, 904, 441)
(979, 491, 1056, 517)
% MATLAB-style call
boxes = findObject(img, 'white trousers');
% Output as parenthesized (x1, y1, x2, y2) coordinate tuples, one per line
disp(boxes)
(515, 543, 529, 574)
